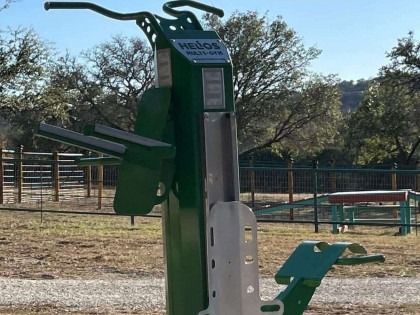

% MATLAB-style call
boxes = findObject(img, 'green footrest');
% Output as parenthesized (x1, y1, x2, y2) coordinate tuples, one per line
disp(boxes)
(275, 241, 385, 315)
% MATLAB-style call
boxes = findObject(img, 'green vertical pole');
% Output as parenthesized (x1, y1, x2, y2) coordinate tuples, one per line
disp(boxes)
(406, 201, 412, 234)
(163, 191, 208, 315)
(400, 201, 408, 236)
(313, 160, 319, 233)
(338, 204, 345, 231)
(288, 158, 294, 220)
(348, 207, 355, 230)
(331, 205, 338, 234)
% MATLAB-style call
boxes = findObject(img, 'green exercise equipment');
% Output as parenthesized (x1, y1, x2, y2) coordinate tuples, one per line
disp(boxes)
(38, 2, 385, 314)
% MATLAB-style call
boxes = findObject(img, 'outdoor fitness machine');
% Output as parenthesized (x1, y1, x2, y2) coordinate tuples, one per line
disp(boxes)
(39, 1, 385, 314)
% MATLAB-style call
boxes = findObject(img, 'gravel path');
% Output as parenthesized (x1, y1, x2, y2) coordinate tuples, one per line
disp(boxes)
(0, 277, 419, 312)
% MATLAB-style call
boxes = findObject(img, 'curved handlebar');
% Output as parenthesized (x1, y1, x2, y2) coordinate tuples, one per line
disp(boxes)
(44, 2, 151, 21)
(45, 1, 224, 19)
(163, 0, 224, 18)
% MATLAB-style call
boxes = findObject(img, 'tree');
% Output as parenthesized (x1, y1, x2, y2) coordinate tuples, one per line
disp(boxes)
(1, 34, 154, 149)
(205, 12, 342, 156)
(46, 53, 103, 133)
(0, 28, 71, 148)
(381, 32, 420, 92)
(48, 35, 155, 133)
(1, 13, 342, 156)
(346, 81, 420, 165)
(344, 33, 420, 165)
(80, 35, 154, 131)
(257, 75, 342, 158)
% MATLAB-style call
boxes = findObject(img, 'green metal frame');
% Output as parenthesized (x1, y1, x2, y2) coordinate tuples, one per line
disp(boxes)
(331, 201, 413, 235)
(254, 195, 329, 216)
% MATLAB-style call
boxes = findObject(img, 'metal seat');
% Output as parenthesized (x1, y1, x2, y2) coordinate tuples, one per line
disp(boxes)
(275, 241, 385, 315)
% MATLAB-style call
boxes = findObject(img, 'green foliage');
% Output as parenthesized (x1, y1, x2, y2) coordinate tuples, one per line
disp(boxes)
(346, 81, 420, 165)
(46, 35, 154, 132)
(269, 76, 342, 158)
(80, 35, 154, 130)
(205, 12, 342, 157)
(0, 30, 154, 149)
(0, 28, 71, 148)
(344, 33, 420, 165)
(381, 32, 420, 92)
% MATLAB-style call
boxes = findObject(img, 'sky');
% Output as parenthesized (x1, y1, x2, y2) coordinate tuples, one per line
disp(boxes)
(1, 0, 419, 81)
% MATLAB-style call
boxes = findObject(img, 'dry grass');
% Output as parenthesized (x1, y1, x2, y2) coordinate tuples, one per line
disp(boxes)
(0, 210, 419, 314)
(0, 210, 419, 280)
(307, 304, 420, 314)
(0, 305, 162, 314)
(0, 212, 163, 279)
(257, 223, 420, 278)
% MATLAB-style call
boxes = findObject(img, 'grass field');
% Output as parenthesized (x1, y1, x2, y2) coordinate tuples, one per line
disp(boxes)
(1, 211, 419, 279)
(0, 210, 419, 314)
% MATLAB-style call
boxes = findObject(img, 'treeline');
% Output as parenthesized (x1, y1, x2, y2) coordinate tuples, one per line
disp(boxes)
(0, 7, 419, 166)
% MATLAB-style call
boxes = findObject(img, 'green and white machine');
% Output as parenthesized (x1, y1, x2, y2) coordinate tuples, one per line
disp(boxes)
(38, 2, 385, 314)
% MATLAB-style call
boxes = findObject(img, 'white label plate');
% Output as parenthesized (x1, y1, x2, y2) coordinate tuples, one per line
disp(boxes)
(172, 39, 230, 63)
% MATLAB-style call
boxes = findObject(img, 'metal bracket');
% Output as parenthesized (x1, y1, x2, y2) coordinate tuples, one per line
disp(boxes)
(199, 201, 284, 315)
(203, 113, 240, 208)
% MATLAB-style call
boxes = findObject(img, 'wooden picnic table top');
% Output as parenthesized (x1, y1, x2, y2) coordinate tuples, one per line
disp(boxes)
(328, 190, 408, 203)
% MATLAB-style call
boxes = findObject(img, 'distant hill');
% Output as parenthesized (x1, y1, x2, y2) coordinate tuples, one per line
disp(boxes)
(339, 79, 370, 112)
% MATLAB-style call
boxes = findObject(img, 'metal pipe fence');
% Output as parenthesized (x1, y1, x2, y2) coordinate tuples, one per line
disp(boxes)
(0, 148, 115, 213)
(241, 162, 420, 234)
(240, 165, 420, 207)
(0, 149, 419, 233)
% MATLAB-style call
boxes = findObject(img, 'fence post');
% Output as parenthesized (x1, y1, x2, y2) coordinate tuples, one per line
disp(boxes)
(97, 154, 103, 210)
(391, 162, 398, 191)
(53, 151, 60, 202)
(86, 152, 92, 198)
(288, 158, 294, 220)
(17, 145, 23, 203)
(86, 165, 92, 197)
(250, 155, 255, 209)
(391, 163, 398, 218)
(329, 159, 337, 193)
(0, 147, 3, 205)
(313, 160, 319, 233)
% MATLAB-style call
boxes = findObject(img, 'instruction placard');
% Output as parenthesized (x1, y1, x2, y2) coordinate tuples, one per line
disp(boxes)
(173, 39, 230, 63)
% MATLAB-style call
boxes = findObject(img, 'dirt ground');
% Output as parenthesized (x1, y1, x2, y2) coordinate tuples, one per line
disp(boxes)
(0, 210, 419, 314)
